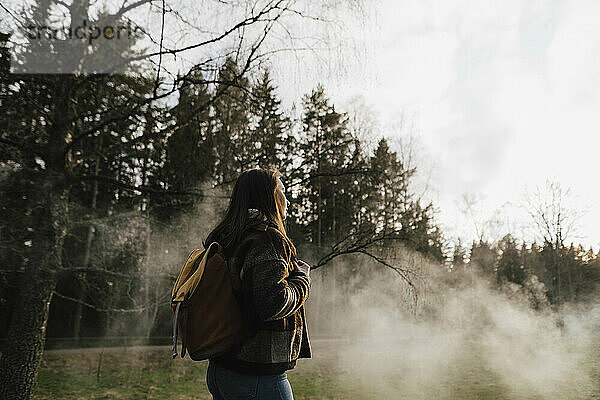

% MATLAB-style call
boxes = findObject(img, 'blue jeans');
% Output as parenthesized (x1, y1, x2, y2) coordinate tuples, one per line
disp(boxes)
(206, 361, 294, 400)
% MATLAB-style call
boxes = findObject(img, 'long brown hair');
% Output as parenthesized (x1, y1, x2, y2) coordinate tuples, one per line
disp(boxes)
(204, 168, 297, 259)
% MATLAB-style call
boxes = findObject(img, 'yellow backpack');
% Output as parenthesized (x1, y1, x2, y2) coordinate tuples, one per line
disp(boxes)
(171, 241, 250, 360)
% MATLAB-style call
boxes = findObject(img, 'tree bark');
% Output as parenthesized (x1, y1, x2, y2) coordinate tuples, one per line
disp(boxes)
(0, 181, 68, 399)
(71, 275, 84, 341)
(0, 267, 58, 400)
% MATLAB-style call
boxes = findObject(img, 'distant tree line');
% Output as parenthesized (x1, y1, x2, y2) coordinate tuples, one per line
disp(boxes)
(445, 180, 600, 307)
(451, 235, 600, 307)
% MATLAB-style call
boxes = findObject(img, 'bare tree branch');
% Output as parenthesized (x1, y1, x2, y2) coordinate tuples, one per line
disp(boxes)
(75, 174, 230, 198)
(52, 290, 156, 313)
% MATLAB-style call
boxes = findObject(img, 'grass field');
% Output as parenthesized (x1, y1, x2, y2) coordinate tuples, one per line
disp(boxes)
(33, 339, 600, 400)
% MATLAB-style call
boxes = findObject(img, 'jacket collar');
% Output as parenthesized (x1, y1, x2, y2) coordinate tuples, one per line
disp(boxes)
(246, 208, 277, 232)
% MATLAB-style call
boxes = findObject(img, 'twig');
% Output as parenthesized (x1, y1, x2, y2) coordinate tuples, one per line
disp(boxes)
(96, 351, 103, 383)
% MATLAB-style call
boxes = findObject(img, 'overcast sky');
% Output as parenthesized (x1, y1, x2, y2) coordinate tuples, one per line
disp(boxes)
(269, 0, 599, 250)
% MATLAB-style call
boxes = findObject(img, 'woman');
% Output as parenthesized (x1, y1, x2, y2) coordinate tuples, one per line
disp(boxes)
(203, 168, 312, 400)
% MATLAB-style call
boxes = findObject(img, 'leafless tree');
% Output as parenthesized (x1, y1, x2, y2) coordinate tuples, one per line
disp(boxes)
(524, 179, 583, 304)
(524, 179, 581, 250)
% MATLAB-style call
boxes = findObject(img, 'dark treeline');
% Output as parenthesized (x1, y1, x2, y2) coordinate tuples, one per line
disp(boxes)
(452, 236, 600, 307)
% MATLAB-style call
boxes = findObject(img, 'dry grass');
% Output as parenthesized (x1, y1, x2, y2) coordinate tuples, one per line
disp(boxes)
(33, 340, 600, 400)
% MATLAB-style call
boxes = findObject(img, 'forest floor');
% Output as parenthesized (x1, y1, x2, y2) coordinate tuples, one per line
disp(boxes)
(34, 339, 600, 400)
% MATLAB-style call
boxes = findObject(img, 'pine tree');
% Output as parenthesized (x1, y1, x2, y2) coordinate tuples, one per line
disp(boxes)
(452, 239, 467, 270)
(497, 234, 525, 285)
(295, 85, 353, 245)
(169, 71, 215, 188)
(470, 240, 497, 277)
(364, 137, 444, 260)
(212, 58, 251, 184)
(248, 69, 293, 171)
(368, 138, 396, 233)
(149, 70, 216, 220)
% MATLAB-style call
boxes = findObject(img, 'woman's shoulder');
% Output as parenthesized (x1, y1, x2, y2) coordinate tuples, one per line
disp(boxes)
(265, 227, 294, 260)
(243, 226, 290, 260)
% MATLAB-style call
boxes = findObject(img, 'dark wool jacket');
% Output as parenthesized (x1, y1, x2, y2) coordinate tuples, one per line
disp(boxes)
(211, 209, 312, 375)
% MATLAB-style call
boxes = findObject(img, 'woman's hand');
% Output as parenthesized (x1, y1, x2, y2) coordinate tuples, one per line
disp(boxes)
(293, 259, 311, 277)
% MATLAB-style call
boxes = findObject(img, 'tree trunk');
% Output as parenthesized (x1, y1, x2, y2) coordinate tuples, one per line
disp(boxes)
(71, 275, 83, 341)
(73, 137, 101, 339)
(316, 125, 322, 247)
(143, 284, 160, 339)
(330, 257, 337, 328)
(0, 178, 69, 399)
(141, 210, 157, 339)
(317, 176, 322, 247)
(332, 192, 336, 241)
(71, 224, 94, 340)
(71, 227, 94, 340)
(555, 257, 561, 305)
(0, 267, 58, 400)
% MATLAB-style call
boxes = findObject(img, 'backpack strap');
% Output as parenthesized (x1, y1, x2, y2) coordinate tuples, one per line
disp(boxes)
(180, 308, 188, 359)
(172, 302, 181, 359)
